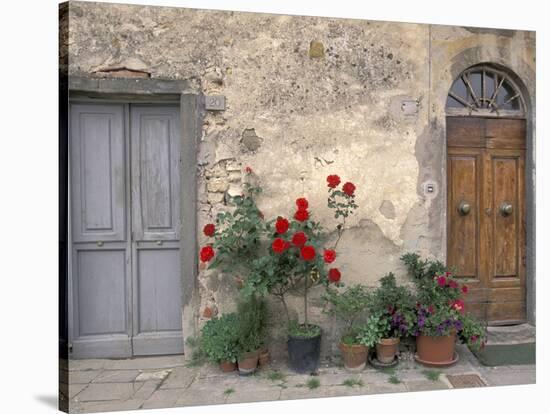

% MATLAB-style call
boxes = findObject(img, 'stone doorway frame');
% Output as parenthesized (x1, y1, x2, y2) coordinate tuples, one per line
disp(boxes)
(439, 55, 536, 324)
(63, 76, 204, 357)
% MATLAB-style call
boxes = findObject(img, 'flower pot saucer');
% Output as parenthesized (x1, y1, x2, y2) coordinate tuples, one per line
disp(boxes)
(414, 351, 459, 368)
(368, 353, 398, 368)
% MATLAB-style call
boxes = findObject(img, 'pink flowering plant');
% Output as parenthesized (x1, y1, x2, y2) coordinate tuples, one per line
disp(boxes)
(402, 253, 487, 350)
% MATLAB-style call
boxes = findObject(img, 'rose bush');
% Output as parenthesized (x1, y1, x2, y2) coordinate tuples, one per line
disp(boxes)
(199, 171, 358, 338)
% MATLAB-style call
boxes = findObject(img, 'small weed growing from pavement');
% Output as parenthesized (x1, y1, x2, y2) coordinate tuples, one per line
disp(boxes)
(388, 375, 401, 384)
(342, 378, 364, 387)
(307, 378, 320, 389)
(377, 366, 396, 376)
(422, 370, 441, 381)
(223, 388, 235, 396)
(295, 383, 304, 388)
(267, 370, 286, 382)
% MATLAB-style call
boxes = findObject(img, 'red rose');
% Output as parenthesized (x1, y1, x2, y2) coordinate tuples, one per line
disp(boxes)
(451, 299, 465, 313)
(203, 223, 215, 237)
(294, 209, 309, 222)
(449, 280, 458, 289)
(200, 245, 215, 262)
(328, 268, 341, 283)
(272, 238, 286, 254)
(292, 231, 308, 247)
(275, 217, 289, 234)
(327, 174, 341, 188)
(300, 245, 316, 261)
(342, 182, 356, 196)
(437, 276, 447, 287)
(323, 249, 336, 264)
(245, 166, 253, 174)
(296, 197, 309, 210)
(462, 285, 468, 294)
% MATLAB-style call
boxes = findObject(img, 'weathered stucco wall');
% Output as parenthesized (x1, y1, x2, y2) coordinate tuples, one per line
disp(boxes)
(65, 1, 536, 357)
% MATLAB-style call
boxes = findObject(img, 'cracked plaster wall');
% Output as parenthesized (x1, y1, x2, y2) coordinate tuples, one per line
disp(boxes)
(65, 1, 536, 355)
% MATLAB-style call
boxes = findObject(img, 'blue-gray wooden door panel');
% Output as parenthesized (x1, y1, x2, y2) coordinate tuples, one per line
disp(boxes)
(69, 103, 183, 358)
(131, 105, 183, 356)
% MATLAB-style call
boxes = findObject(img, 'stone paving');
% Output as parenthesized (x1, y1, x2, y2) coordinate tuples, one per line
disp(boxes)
(61, 343, 536, 413)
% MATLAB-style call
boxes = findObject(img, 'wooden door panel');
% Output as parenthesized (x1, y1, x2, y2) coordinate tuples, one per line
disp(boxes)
(447, 150, 481, 279)
(131, 106, 181, 241)
(492, 156, 519, 277)
(485, 118, 526, 149)
(70, 104, 126, 243)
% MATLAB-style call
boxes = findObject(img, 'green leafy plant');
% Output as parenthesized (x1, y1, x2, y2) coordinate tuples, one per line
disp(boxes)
(322, 284, 372, 344)
(206, 182, 265, 277)
(342, 377, 364, 387)
(200, 313, 239, 363)
(422, 370, 441, 381)
(223, 388, 235, 396)
(236, 294, 267, 355)
(288, 320, 321, 338)
(184, 336, 206, 367)
(266, 370, 286, 382)
(388, 375, 401, 384)
(306, 377, 321, 389)
(357, 313, 386, 347)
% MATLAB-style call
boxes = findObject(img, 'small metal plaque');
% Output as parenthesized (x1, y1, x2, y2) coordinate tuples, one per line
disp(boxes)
(205, 95, 225, 111)
(401, 99, 418, 116)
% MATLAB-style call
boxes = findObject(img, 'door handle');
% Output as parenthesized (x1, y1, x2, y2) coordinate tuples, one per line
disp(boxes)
(499, 202, 513, 217)
(458, 201, 471, 216)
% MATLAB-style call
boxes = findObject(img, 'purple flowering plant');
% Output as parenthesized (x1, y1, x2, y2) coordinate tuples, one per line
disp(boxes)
(402, 253, 487, 351)
(357, 273, 415, 347)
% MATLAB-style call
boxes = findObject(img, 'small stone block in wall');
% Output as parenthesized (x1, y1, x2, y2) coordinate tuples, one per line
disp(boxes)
(202, 306, 216, 318)
(309, 40, 325, 58)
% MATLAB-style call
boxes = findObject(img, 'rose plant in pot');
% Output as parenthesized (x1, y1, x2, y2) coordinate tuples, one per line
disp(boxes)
(402, 253, 487, 367)
(322, 284, 371, 371)
(243, 174, 358, 374)
(358, 273, 415, 365)
(199, 313, 240, 372)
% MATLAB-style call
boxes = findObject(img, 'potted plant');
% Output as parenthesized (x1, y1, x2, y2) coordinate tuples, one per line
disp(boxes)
(358, 273, 415, 364)
(323, 284, 371, 371)
(235, 294, 267, 375)
(244, 174, 358, 373)
(199, 313, 240, 372)
(401, 253, 487, 366)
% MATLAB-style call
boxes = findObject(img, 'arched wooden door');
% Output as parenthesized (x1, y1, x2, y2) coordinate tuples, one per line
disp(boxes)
(446, 65, 526, 324)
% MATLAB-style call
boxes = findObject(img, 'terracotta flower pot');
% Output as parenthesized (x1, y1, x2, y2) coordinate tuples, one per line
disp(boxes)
(416, 332, 456, 364)
(338, 342, 369, 372)
(219, 360, 237, 372)
(258, 348, 271, 367)
(237, 350, 259, 376)
(376, 337, 400, 364)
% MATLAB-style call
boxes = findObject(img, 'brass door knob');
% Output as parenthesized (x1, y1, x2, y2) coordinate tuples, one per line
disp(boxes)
(458, 201, 471, 216)
(500, 202, 513, 217)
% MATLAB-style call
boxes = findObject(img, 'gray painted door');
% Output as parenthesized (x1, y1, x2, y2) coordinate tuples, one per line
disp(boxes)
(69, 103, 183, 358)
